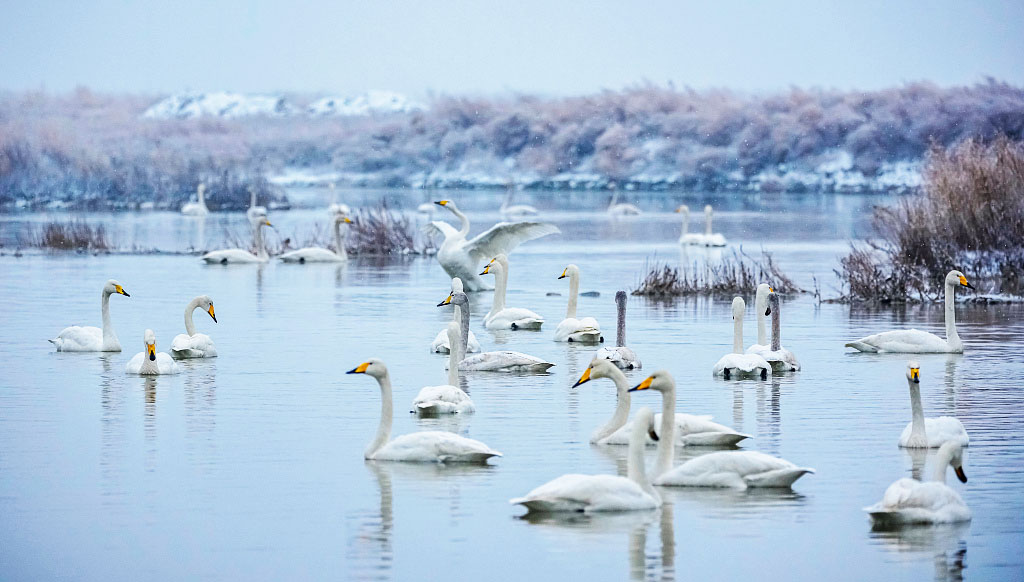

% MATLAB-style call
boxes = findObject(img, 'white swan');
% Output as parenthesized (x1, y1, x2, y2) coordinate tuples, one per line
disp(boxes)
(280, 211, 352, 263)
(480, 254, 544, 330)
(50, 279, 130, 352)
(554, 264, 603, 343)
(510, 406, 661, 513)
(699, 205, 727, 247)
(413, 322, 475, 414)
(746, 283, 772, 352)
(125, 329, 180, 375)
(201, 209, 272, 264)
(864, 440, 971, 525)
(629, 370, 814, 487)
(746, 292, 801, 372)
(594, 291, 641, 369)
(846, 270, 974, 353)
(245, 186, 267, 222)
(440, 292, 555, 373)
(713, 297, 772, 379)
(500, 188, 538, 218)
(423, 199, 560, 291)
(899, 361, 969, 448)
(347, 359, 500, 462)
(674, 205, 704, 245)
(431, 278, 481, 353)
(170, 295, 218, 359)
(607, 190, 641, 216)
(181, 184, 209, 216)
(573, 358, 749, 447)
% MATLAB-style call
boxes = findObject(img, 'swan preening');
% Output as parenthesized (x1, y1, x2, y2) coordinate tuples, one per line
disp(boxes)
(594, 291, 641, 369)
(713, 297, 772, 379)
(899, 361, 969, 448)
(413, 322, 475, 414)
(573, 358, 749, 447)
(846, 270, 974, 353)
(181, 184, 209, 216)
(125, 329, 180, 375)
(431, 278, 481, 353)
(347, 359, 499, 462)
(676, 204, 725, 247)
(510, 406, 661, 513)
(439, 292, 555, 372)
(554, 264, 603, 343)
(423, 199, 560, 291)
(746, 291, 801, 372)
(170, 295, 218, 359)
(201, 209, 273, 264)
(480, 254, 544, 330)
(50, 279, 130, 352)
(280, 209, 352, 263)
(864, 440, 971, 525)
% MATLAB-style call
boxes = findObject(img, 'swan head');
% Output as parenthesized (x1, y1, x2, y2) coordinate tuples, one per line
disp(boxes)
(946, 270, 975, 290)
(756, 283, 772, 314)
(451, 277, 464, 293)
(438, 291, 469, 309)
(434, 199, 458, 212)
(196, 295, 217, 323)
(939, 440, 968, 483)
(105, 279, 130, 297)
(906, 360, 921, 384)
(572, 357, 619, 387)
(346, 358, 387, 379)
(558, 264, 580, 280)
(143, 329, 157, 361)
(731, 296, 745, 320)
(628, 369, 674, 394)
(615, 290, 627, 308)
(674, 204, 689, 216)
(249, 209, 272, 228)
(704, 204, 713, 215)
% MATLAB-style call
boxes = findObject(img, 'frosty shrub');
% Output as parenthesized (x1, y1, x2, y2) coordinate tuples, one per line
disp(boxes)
(633, 250, 800, 297)
(34, 221, 110, 251)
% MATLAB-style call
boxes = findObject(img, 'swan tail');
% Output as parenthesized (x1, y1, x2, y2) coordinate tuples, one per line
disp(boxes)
(681, 432, 751, 447)
(744, 467, 815, 488)
(844, 341, 878, 353)
(510, 497, 586, 513)
(511, 319, 544, 330)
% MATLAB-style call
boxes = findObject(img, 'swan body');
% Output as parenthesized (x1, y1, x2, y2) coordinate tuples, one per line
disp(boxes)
(480, 255, 544, 330)
(677, 205, 726, 246)
(713, 297, 771, 379)
(202, 209, 272, 264)
(846, 271, 974, 353)
(50, 280, 130, 352)
(280, 211, 352, 263)
(170, 295, 218, 359)
(607, 190, 641, 216)
(865, 440, 971, 525)
(126, 330, 180, 375)
(747, 291, 800, 372)
(440, 291, 555, 373)
(431, 278, 481, 353)
(555, 264, 603, 343)
(899, 361, 969, 448)
(674, 205, 704, 245)
(423, 199, 559, 291)
(413, 323, 475, 414)
(181, 184, 209, 216)
(573, 358, 749, 447)
(347, 359, 500, 462)
(500, 188, 538, 218)
(511, 407, 661, 513)
(593, 291, 641, 369)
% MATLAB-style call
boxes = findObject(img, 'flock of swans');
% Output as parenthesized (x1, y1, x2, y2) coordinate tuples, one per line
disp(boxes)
(59, 193, 977, 531)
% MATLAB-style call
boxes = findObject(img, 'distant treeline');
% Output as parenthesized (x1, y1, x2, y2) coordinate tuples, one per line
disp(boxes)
(2, 82, 1023, 209)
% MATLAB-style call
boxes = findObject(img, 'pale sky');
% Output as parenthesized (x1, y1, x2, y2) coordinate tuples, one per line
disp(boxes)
(2, 0, 1022, 97)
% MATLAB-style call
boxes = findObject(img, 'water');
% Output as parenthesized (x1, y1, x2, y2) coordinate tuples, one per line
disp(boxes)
(1, 190, 1022, 581)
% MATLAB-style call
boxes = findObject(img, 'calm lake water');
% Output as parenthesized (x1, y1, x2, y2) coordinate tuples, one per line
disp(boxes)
(1, 189, 1022, 581)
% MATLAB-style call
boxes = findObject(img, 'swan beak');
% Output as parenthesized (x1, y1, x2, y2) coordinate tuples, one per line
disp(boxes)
(437, 293, 453, 307)
(628, 376, 654, 392)
(115, 285, 130, 297)
(954, 466, 967, 483)
(572, 367, 592, 388)
(648, 428, 660, 441)
(435, 200, 448, 206)
(346, 362, 370, 374)
(480, 264, 491, 275)
(765, 307, 771, 316)
(910, 367, 920, 383)
(489, 257, 497, 264)
(264, 220, 273, 227)
(959, 275, 975, 290)
(147, 343, 156, 361)
(558, 268, 567, 280)
(769, 286, 774, 293)
(343, 217, 353, 224)
(208, 305, 217, 323)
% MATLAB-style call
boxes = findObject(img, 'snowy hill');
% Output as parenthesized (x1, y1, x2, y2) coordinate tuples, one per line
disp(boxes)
(143, 91, 425, 119)
(307, 91, 426, 116)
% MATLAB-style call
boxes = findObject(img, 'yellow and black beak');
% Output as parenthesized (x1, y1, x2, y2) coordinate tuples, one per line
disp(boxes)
(648, 428, 660, 441)
(208, 304, 217, 323)
(480, 264, 491, 276)
(147, 343, 156, 361)
(264, 220, 273, 227)
(558, 268, 568, 280)
(958, 275, 975, 290)
(765, 306, 771, 316)
(346, 362, 370, 374)
(435, 200, 448, 206)
(437, 292, 454, 307)
(115, 285, 130, 297)
(628, 376, 654, 393)
(910, 367, 920, 383)
(572, 367, 593, 388)
(954, 465, 967, 483)
(343, 217, 353, 224)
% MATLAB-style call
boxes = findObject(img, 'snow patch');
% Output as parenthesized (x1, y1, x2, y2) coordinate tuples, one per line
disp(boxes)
(143, 92, 297, 119)
(307, 91, 426, 116)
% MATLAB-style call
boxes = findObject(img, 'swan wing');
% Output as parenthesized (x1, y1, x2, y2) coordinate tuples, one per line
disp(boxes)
(155, 353, 181, 374)
(374, 431, 500, 463)
(421, 220, 460, 241)
(464, 222, 560, 263)
(485, 308, 545, 330)
(412, 385, 475, 414)
(279, 247, 343, 262)
(52, 325, 104, 351)
(201, 249, 264, 264)
(510, 474, 656, 513)
(865, 479, 971, 524)
(845, 329, 953, 353)
(925, 417, 970, 447)
(713, 353, 772, 376)
(171, 333, 217, 359)
(431, 328, 481, 353)
(458, 351, 554, 372)
(125, 352, 144, 374)
(655, 451, 811, 488)
(594, 346, 642, 369)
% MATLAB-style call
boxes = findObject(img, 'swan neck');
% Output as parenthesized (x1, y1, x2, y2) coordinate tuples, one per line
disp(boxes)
(756, 295, 767, 346)
(909, 379, 927, 444)
(654, 384, 676, 479)
(627, 412, 653, 496)
(566, 271, 579, 319)
(452, 207, 470, 237)
(198, 187, 206, 205)
(616, 298, 626, 347)
(733, 311, 744, 354)
(255, 222, 268, 259)
(944, 280, 960, 348)
(932, 445, 954, 484)
(490, 264, 507, 317)
(594, 368, 632, 442)
(139, 351, 159, 374)
(184, 297, 199, 336)
(447, 333, 460, 387)
(770, 305, 781, 351)
(459, 300, 471, 355)
(100, 289, 118, 348)
(704, 209, 713, 236)
(333, 219, 348, 259)
(680, 211, 689, 237)
(367, 372, 394, 459)
(250, 189, 257, 208)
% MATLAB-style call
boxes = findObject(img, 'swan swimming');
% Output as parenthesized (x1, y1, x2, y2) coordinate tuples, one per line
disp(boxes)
(431, 278, 481, 354)
(746, 283, 772, 352)
(864, 440, 971, 525)
(439, 292, 555, 373)
(412, 322, 475, 414)
(347, 359, 500, 462)
(510, 406, 661, 513)
(696, 205, 727, 247)
(245, 186, 267, 223)
(125, 329, 180, 375)
(423, 199, 559, 291)
(181, 183, 209, 216)
(713, 297, 772, 379)
(594, 291, 641, 369)
(280, 210, 353, 263)
(573, 358, 749, 447)
(607, 189, 642, 216)
(480, 254, 545, 330)
(846, 270, 974, 353)
(499, 187, 538, 218)
(899, 361, 969, 448)
(170, 295, 218, 359)
(746, 292, 801, 372)
(674, 204, 706, 246)
(554, 264, 603, 343)
(50, 279, 130, 352)
(201, 209, 273, 264)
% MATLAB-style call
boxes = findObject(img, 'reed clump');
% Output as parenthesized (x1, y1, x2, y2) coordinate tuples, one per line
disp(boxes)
(633, 249, 801, 297)
(34, 221, 110, 251)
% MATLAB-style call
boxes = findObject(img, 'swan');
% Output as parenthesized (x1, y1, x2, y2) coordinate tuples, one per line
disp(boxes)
(181, 184, 209, 216)
(746, 283, 772, 352)
(412, 322, 475, 414)
(594, 291, 641, 369)
(500, 188, 538, 218)
(245, 186, 267, 222)
(573, 358, 749, 447)
(125, 329, 180, 375)
(674, 205, 704, 245)
(746, 292, 801, 372)
(423, 199, 560, 291)
(510, 406, 661, 513)
(864, 440, 971, 525)
(50, 279, 130, 352)
(629, 370, 814, 487)
(899, 361, 969, 448)
(170, 295, 218, 359)
(440, 291, 555, 372)
(431, 278, 481, 353)
(280, 211, 353, 263)
(346, 358, 500, 462)
(846, 270, 974, 353)
(201, 209, 272, 264)
(479, 254, 545, 330)
(713, 297, 772, 379)
(607, 190, 642, 216)
(698, 205, 727, 247)
(554, 264, 603, 343)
